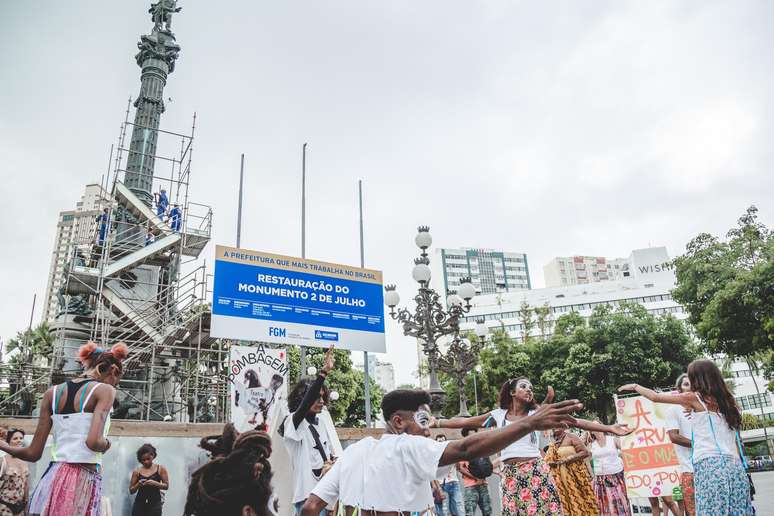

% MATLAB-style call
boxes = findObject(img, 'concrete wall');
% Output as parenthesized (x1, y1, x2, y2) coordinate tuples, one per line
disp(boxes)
(3, 419, 506, 516)
(3, 419, 391, 516)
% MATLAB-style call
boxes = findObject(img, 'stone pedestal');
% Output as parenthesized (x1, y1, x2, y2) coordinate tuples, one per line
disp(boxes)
(49, 314, 93, 379)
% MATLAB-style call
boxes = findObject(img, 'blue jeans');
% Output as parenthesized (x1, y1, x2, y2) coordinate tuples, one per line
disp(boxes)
(294, 500, 326, 516)
(442, 481, 465, 516)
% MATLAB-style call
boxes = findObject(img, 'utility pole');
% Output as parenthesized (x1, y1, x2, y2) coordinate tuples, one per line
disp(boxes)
(299, 143, 307, 376)
(237, 154, 244, 247)
(359, 180, 371, 427)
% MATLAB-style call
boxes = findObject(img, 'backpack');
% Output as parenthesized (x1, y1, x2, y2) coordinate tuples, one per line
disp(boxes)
(468, 457, 493, 479)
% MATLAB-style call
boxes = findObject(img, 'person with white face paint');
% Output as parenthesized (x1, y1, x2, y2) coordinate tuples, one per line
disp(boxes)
(439, 378, 632, 515)
(302, 387, 584, 515)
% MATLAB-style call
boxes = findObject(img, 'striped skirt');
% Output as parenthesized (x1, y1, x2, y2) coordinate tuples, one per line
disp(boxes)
(29, 463, 102, 516)
(593, 472, 630, 516)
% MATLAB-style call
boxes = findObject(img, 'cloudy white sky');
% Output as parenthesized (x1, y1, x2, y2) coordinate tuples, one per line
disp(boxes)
(1, 1, 772, 385)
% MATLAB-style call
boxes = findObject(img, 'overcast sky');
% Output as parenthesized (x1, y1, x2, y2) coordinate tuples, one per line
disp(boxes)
(1, 1, 772, 386)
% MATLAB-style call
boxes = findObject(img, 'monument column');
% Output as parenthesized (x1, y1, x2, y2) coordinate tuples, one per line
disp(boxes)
(124, 1, 182, 206)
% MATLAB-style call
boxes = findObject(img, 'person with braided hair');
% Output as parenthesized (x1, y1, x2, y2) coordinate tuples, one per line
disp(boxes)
(199, 423, 240, 460)
(184, 426, 275, 516)
(0, 341, 127, 516)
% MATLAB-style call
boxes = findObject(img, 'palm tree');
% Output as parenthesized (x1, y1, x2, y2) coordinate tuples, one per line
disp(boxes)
(6, 322, 54, 366)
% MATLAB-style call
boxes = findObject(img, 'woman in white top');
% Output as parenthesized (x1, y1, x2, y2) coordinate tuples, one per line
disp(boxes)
(619, 359, 753, 515)
(438, 377, 631, 516)
(0, 341, 126, 516)
(588, 429, 629, 516)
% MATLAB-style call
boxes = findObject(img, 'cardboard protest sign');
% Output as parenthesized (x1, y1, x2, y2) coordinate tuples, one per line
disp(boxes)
(615, 394, 681, 498)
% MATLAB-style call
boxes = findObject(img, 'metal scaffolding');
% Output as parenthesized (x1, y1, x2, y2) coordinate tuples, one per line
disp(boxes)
(0, 114, 230, 423)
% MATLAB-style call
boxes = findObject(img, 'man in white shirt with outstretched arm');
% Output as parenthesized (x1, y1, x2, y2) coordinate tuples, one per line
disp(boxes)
(301, 387, 583, 515)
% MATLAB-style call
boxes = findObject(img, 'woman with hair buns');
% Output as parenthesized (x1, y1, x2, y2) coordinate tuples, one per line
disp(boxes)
(185, 426, 274, 516)
(0, 341, 128, 516)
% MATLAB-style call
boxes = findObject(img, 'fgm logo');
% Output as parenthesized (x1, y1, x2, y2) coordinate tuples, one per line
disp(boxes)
(268, 327, 286, 337)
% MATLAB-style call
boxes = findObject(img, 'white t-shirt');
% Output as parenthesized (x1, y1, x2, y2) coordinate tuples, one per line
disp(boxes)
(312, 433, 450, 512)
(665, 405, 694, 473)
(312, 437, 376, 508)
(282, 413, 335, 503)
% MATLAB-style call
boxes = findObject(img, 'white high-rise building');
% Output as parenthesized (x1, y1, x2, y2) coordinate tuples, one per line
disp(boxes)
(356, 354, 396, 393)
(543, 247, 675, 288)
(431, 247, 531, 297)
(463, 248, 678, 341)
(42, 184, 110, 322)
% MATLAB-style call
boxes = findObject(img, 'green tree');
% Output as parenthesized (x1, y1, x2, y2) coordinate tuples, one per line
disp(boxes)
(396, 383, 418, 390)
(6, 322, 54, 366)
(534, 303, 553, 342)
(1, 322, 54, 415)
(518, 301, 535, 342)
(540, 304, 698, 423)
(438, 329, 531, 418)
(341, 371, 383, 427)
(672, 206, 774, 452)
(673, 206, 773, 358)
(286, 346, 382, 427)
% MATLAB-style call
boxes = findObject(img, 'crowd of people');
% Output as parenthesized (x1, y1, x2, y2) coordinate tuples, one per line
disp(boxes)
(0, 340, 757, 515)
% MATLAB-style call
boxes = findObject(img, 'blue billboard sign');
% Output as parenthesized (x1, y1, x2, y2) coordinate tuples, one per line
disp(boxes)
(211, 245, 386, 352)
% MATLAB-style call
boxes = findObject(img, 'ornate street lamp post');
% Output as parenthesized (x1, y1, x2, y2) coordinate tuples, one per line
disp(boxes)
(384, 226, 476, 415)
(437, 333, 483, 417)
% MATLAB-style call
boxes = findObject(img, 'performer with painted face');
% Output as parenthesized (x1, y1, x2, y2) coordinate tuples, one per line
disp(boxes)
(437, 378, 632, 515)
(302, 387, 584, 515)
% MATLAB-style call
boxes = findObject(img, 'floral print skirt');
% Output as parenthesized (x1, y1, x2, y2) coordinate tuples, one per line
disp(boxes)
(592, 472, 630, 516)
(501, 459, 563, 515)
(694, 455, 752, 515)
(29, 462, 102, 516)
(0, 469, 27, 516)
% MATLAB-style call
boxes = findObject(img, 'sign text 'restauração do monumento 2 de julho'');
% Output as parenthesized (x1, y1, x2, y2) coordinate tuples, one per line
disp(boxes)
(211, 245, 386, 353)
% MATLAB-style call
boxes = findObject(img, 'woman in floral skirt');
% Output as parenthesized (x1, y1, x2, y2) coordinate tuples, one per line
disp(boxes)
(587, 429, 630, 516)
(435, 378, 630, 515)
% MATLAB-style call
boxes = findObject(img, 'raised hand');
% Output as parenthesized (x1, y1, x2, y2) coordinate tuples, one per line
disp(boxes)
(526, 386, 582, 431)
(321, 345, 335, 375)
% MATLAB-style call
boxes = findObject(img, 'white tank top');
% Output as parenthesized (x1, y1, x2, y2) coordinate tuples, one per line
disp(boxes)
(50, 382, 111, 465)
(590, 437, 623, 475)
(691, 394, 739, 464)
(488, 409, 540, 460)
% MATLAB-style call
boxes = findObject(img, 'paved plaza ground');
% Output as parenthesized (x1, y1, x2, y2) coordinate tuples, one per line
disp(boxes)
(473, 471, 774, 515)
(752, 470, 774, 515)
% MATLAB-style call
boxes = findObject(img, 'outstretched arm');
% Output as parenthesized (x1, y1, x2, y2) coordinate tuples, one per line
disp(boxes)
(439, 388, 581, 466)
(618, 384, 699, 409)
(435, 412, 491, 429)
(573, 419, 632, 436)
(0, 389, 54, 462)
